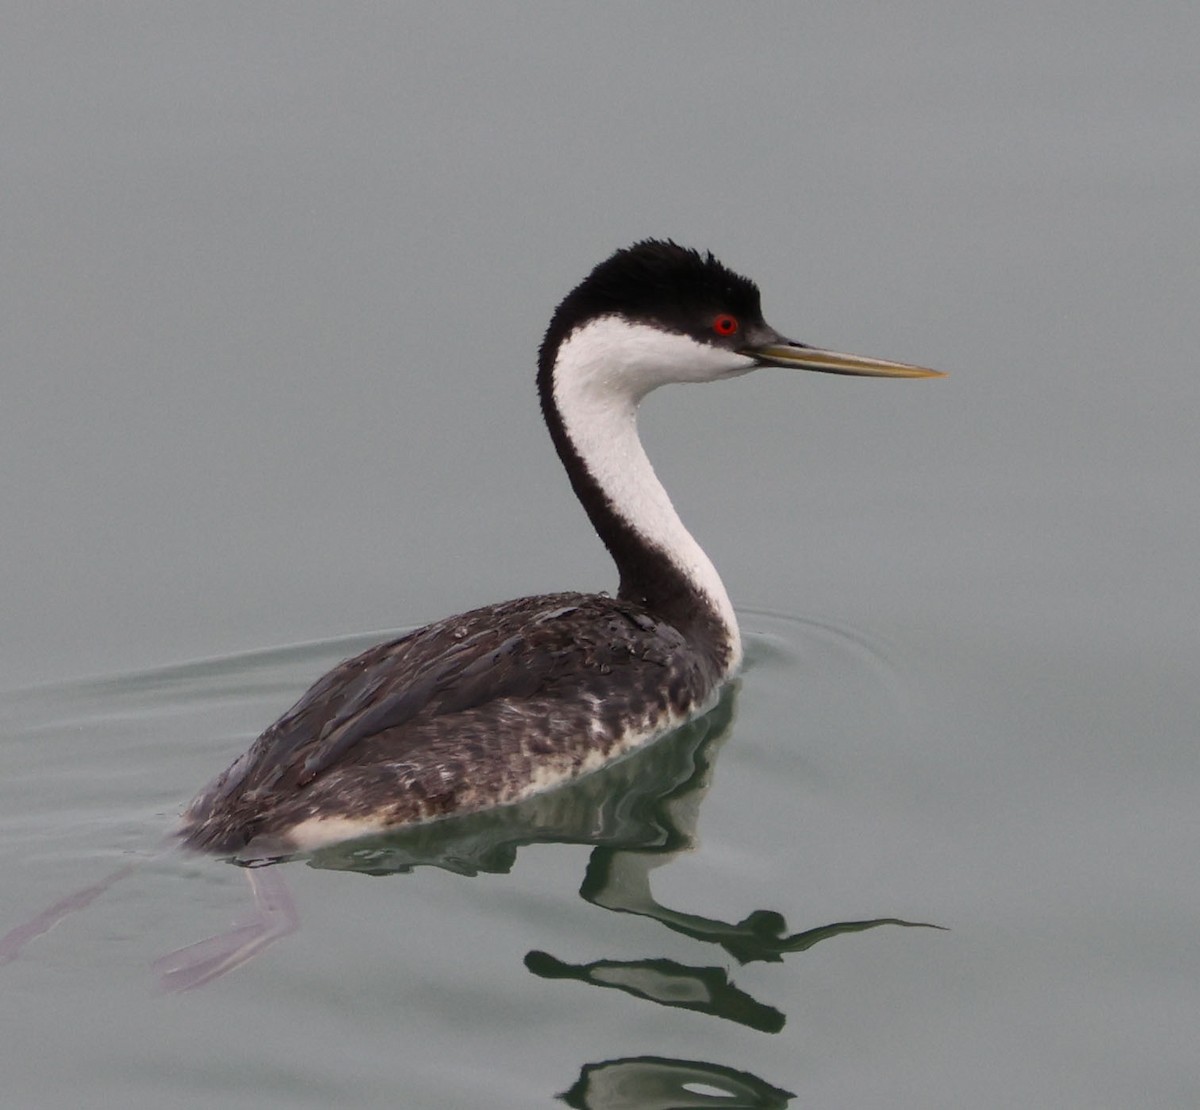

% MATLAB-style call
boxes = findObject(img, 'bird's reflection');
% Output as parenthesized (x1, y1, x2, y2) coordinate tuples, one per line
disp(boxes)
(558, 1055, 795, 1110)
(577, 818, 939, 965)
(525, 950, 785, 1033)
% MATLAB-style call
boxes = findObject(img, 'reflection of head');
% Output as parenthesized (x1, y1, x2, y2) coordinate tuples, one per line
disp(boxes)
(559, 1055, 795, 1110)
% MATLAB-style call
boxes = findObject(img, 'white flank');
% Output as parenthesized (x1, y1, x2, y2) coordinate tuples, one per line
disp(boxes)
(283, 814, 389, 851)
(279, 695, 720, 852)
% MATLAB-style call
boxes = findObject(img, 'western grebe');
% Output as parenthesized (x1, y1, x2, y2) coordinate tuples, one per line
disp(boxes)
(180, 240, 941, 858)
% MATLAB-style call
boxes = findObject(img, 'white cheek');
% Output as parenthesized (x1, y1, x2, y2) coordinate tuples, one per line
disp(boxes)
(557, 317, 754, 398)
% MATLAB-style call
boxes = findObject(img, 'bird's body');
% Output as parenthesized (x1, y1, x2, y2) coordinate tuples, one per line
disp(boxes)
(182, 592, 725, 855)
(181, 241, 940, 858)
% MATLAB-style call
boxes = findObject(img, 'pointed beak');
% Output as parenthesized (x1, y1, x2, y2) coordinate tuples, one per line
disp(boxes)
(745, 338, 945, 379)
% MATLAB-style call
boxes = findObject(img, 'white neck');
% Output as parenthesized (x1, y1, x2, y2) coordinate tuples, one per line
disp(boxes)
(551, 317, 748, 670)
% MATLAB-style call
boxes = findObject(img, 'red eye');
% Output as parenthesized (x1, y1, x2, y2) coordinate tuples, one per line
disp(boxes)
(712, 314, 739, 337)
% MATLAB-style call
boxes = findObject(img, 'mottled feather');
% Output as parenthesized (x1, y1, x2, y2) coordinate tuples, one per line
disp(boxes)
(181, 592, 724, 855)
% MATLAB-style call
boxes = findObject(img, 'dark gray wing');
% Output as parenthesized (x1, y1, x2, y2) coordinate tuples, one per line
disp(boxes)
(207, 592, 686, 801)
(298, 631, 545, 783)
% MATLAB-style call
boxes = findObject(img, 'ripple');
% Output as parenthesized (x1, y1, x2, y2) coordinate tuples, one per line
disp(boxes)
(738, 606, 917, 733)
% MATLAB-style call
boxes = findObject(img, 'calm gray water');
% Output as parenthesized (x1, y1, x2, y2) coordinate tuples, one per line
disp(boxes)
(4, 5, 1199, 1107)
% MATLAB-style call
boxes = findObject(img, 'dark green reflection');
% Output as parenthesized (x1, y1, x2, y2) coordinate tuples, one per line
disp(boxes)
(559, 1055, 794, 1110)
(526, 950, 785, 1033)
(583, 846, 942, 963)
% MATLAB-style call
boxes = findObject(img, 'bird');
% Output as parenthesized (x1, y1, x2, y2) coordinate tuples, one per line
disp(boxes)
(180, 240, 942, 859)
